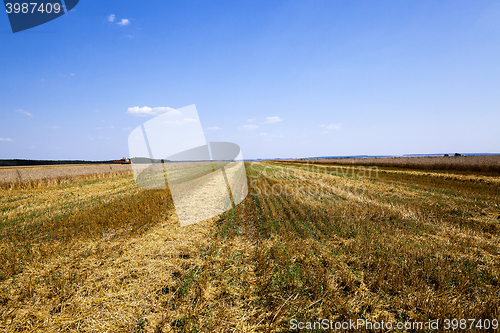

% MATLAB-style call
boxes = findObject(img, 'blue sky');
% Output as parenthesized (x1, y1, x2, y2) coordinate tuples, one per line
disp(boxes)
(1, 0, 499, 160)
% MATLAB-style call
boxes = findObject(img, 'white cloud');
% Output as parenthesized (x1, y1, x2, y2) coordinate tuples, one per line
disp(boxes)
(320, 124, 341, 130)
(16, 109, 32, 117)
(259, 132, 267, 136)
(96, 126, 114, 130)
(239, 124, 259, 131)
(247, 118, 257, 122)
(108, 14, 115, 22)
(117, 19, 130, 26)
(70, 73, 76, 76)
(122, 127, 132, 131)
(126, 106, 181, 117)
(206, 126, 223, 131)
(264, 116, 283, 124)
(0, 138, 13, 142)
(48, 126, 60, 129)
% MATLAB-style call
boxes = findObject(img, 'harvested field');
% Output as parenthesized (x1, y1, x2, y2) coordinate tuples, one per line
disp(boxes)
(290, 154, 500, 174)
(0, 164, 132, 190)
(0, 162, 499, 331)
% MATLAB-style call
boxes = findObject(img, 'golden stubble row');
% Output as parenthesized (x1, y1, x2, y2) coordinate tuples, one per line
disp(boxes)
(0, 164, 132, 190)
(285, 154, 500, 174)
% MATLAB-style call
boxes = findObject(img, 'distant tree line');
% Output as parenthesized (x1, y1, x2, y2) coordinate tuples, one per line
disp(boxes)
(130, 157, 168, 164)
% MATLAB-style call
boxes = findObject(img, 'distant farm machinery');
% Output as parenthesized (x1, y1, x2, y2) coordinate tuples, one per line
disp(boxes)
(113, 157, 131, 164)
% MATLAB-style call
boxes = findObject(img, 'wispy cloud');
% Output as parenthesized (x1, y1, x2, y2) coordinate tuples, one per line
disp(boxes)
(239, 124, 259, 131)
(122, 127, 132, 131)
(206, 126, 223, 131)
(320, 124, 341, 130)
(247, 118, 257, 122)
(16, 109, 32, 117)
(96, 126, 114, 130)
(108, 14, 115, 22)
(260, 132, 267, 136)
(70, 73, 76, 76)
(126, 106, 181, 117)
(264, 116, 283, 124)
(48, 126, 60, 129)
(117, 19, 130, 26)
(0, 138, 13, 142)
